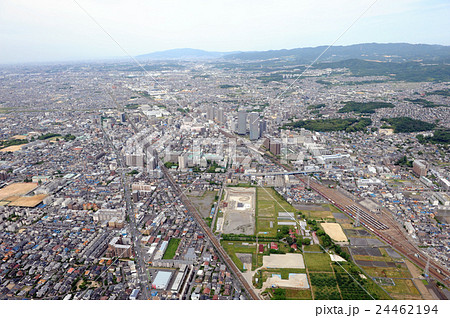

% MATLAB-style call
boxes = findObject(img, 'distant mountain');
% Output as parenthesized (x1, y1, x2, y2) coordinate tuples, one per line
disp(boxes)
(136, 48, 240, 60)
(223, 43, 450, 63)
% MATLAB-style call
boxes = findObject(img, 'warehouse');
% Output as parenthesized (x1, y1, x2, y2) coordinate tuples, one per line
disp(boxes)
(152, 271, 173, 290)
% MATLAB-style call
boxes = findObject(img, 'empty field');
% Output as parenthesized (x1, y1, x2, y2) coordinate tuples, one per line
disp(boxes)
(222, 187, 255, 235)
(0, 183, 38, 201)
(263, 253, 305, 269)
(188, 191, 216, 218)
(262, 273, 309, 289)
(304, 252, 332, 272)
(286, 288, 312, 300)
(361, 264, 412, 279)
(256, 187, 297, 237)
(382, 279, 422, 299)
(162, 238, 181, 259)
(221, 241, 260, 271)
(0, 145, 25, 152)
(321, 223, 348, 242)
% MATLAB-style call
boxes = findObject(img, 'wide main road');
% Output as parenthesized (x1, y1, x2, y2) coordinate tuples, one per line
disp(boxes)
(102, 126, 151, 300)
(160, 164, 260, 300)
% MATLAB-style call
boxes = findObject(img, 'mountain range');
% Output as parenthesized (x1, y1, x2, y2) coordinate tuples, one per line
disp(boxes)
(136, 43, 450, 63)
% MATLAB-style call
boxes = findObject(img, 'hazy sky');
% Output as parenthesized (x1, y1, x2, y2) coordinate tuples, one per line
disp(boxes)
(1, 0, 449, 64)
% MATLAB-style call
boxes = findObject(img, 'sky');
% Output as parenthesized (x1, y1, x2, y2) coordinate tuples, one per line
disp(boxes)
(0, 0, 449, 64)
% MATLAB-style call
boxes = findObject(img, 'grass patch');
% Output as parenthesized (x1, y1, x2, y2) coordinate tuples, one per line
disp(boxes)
(221, 241, 261, 271)
(361, 264, 412, 279)
(382, 279, 421, 298)
(162, 238, 181, 259)
(286, 288, 312, 300)
(303, 244, 322, 252)
(304, 252, 333, 272)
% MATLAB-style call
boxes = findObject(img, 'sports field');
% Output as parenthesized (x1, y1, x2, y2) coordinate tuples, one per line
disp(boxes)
(8, 194, 47, 207)
(0, 183, 38, 201)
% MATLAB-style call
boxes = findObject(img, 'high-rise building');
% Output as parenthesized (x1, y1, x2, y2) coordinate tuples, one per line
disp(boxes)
(259, 120, 267, 137)
(237, 110, 247, 135)
(249, 112, 260, 140)
(178, 154, 188, 171)
(269, 142, 281, 155)
(206, 106, 215, 120)
(413, 160, 428, 177)
(216, 108, 225, 124)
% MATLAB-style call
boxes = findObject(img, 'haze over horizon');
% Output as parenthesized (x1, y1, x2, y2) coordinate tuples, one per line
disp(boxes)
(1, 0, 449, 64)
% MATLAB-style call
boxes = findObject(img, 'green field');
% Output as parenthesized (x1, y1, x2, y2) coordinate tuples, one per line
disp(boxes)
(382, 279, 421, 299)
(286, 288, 312, 300)
(361, 264, 412, 279)
(221, 241, 261, 271)
(333, 264, 391, 300)
(162, 238, 181, 259)
(303, 244, 322, 252)
(310, 272, 341, 300)
(304, 252, 333, 272)
(256, 187, 297, 237)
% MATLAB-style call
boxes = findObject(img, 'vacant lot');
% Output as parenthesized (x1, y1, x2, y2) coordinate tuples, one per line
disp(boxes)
(263, 273, 309, 289)
(0, 183, 38, 201)
(162, 238, 181, 259)
(188, 191, 216, 218)
(263, 253, 305, 269)
(221, 241, 260, 271)
(304, 252, 332, 272)
(382, 279, 422, 299)
(0, 145, 25, 152)
(257, 187, 297, 237)
(321, 223, 348, 242)
(222, 187, 256, 235)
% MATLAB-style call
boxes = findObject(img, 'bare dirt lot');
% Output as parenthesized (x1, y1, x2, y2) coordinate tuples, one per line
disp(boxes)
(263, 273, 309, 289)
(0, 183, 38, 201)
(8, 194, 47, 207)
(0, 145, 25, 152)
(263, 253, 305, 269)
(321, 223, 348, 242)
(222, 187, 255, 235)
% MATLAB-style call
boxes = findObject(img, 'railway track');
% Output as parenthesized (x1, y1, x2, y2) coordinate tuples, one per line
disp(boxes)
(160, 165, 260, 300)
(264, 151, 450, 288)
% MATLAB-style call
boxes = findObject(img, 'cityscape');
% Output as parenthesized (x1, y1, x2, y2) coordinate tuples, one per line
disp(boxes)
(0, 44, 449, 300)
(0, 1, 449, 307)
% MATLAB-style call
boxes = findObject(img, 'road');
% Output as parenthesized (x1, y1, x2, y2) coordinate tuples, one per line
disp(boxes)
(101, 125, 151, 299)
(265, 150, 450, 288)
(218, 128, 450, 288)
(160, 163, 260, 300)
